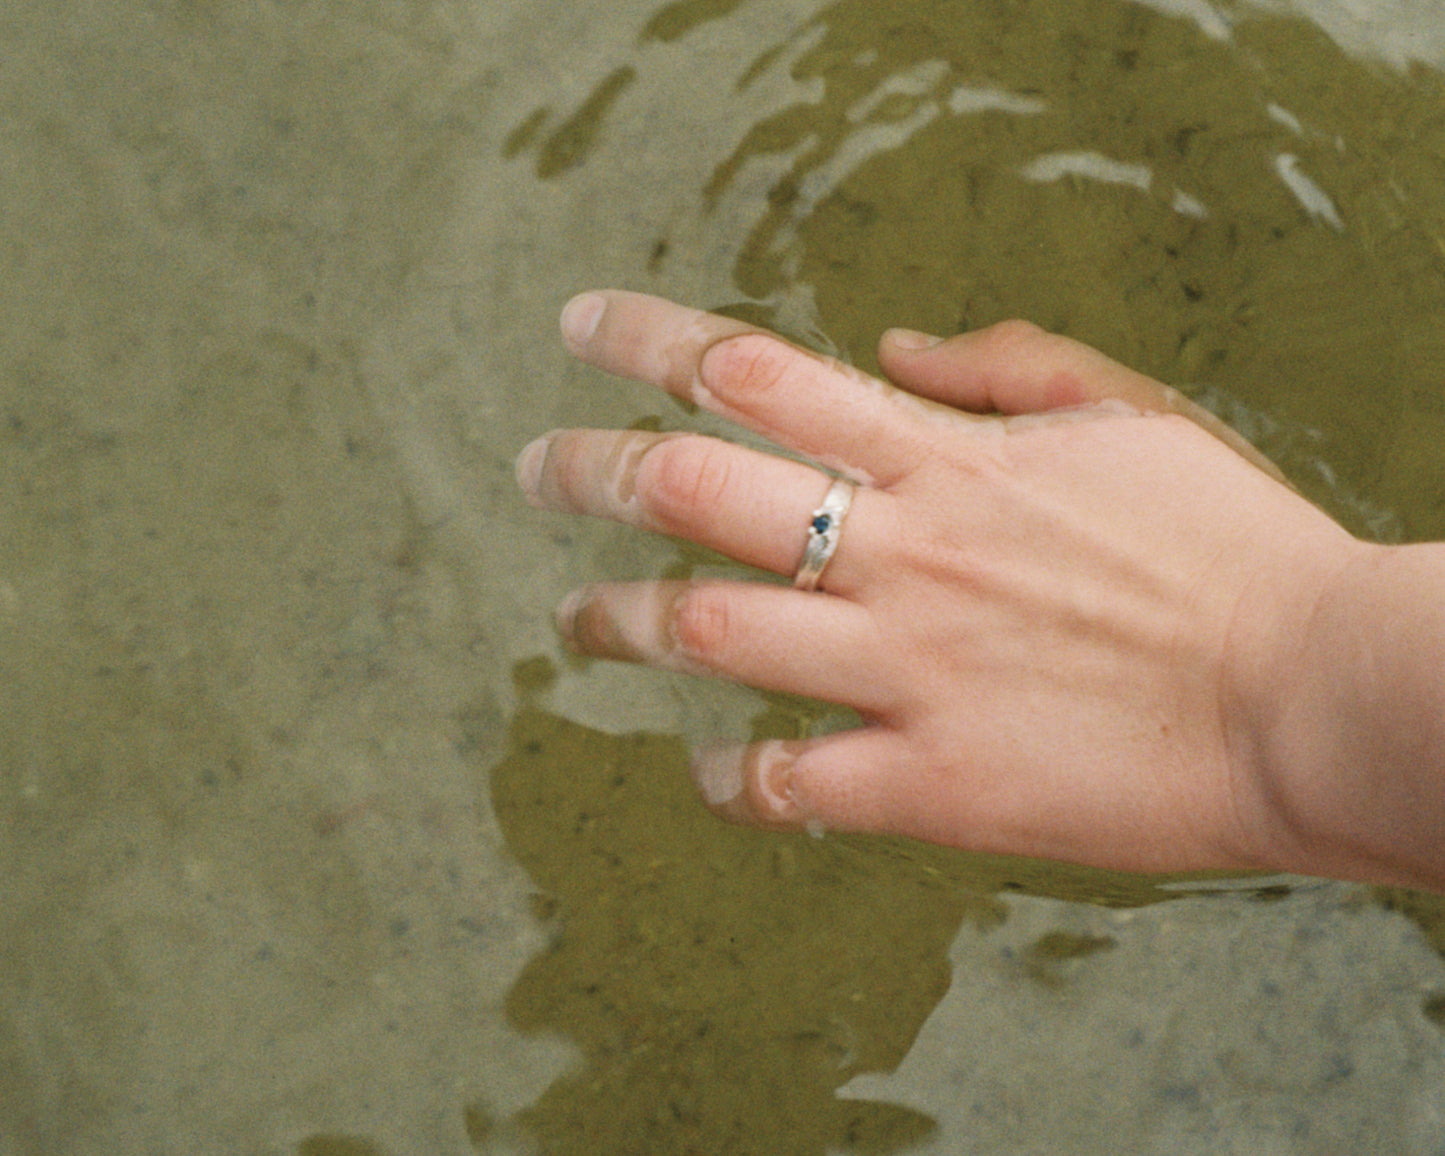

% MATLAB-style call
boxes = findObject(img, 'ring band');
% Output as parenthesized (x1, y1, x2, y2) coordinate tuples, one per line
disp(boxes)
(793, 478, 855, 592)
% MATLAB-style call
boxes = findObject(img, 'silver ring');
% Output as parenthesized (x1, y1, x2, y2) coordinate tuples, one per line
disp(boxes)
(793, 478, 855, 591)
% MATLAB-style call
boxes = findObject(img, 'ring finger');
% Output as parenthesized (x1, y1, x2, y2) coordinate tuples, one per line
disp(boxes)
(517, 427, 878, 593)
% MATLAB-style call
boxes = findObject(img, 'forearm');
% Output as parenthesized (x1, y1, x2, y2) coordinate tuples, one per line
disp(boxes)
(1269, 542, 1445, 890)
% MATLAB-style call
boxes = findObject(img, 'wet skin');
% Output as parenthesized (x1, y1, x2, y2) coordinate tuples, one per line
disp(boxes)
(516, 289, 1417, 885)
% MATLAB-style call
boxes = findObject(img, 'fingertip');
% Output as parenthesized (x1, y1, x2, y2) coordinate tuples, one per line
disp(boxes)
(689, 740, 808, 828)
(881, 327, 945, 353)
(560, 291, 607, 351)
(514, 432, 554, 504)
(689, 744, 747, 807)
(553, 587, 587, 645)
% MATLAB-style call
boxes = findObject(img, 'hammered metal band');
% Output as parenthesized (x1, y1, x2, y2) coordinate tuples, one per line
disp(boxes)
(793, 478, 855, 592)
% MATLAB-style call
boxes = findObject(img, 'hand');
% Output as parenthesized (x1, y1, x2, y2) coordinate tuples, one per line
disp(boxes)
(515, 290, 1366, 877)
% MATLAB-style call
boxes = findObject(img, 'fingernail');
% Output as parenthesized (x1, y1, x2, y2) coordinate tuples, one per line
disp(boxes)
(885, 327, 944, 351)
(753, 741, 798, 816)
(689, 745, 745, 806)
(554, 588, 586, 641)
(560, 292, 606, 349)
(514, 433, 553, 503)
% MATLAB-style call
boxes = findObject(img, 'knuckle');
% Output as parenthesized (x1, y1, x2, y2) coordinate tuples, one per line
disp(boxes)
(707, 333, 793, 398)
(882, 502, 989, 594)
(969, 320, 1092, 408)
(669, 583, 734, 663)
(638, 436, 733, 530)
(974, 318, 1048, 355)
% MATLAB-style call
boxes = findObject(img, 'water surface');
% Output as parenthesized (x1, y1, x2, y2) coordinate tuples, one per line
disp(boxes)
(4, 1, 1445, 1152)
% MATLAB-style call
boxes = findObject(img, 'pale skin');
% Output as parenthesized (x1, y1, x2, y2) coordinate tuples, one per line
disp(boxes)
(516, 289, 1445, 893)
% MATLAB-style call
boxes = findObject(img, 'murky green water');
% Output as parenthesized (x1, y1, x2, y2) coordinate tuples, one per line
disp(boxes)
(4, 1, 1445, 1153)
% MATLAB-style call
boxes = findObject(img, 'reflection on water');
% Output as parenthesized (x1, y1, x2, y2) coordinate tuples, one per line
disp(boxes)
(5, 0, 1445, 1152)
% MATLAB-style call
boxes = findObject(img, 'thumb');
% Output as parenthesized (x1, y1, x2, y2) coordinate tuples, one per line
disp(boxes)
(877, 319, 1284, 480)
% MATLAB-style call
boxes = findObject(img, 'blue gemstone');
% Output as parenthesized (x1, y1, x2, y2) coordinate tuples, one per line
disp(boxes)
(812, 513, 832, 536)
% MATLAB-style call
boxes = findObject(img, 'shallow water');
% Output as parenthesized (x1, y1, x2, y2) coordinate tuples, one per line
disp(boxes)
(4, 1, 1445, 1152)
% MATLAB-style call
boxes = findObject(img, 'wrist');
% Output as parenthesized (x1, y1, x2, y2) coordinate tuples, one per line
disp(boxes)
(1248, 541, 1445, 889)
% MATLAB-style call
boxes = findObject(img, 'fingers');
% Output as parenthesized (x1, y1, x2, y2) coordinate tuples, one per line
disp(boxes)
(877, 320, 1287, 480)
(557, 579, 890, 711)
(516, 427, 878, 591)
(561, 290, 984, 487)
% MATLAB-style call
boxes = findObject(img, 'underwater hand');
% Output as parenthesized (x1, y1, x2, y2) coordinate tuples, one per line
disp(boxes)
(516, 290, 1365, 877)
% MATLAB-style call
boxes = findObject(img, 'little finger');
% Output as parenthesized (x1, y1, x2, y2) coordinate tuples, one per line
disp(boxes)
(689, 729, 918, 835)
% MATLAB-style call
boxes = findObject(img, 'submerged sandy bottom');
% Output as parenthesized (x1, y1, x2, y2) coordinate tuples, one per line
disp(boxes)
(4, 1, 1445, 1153)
